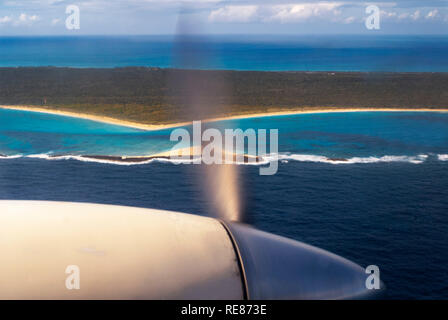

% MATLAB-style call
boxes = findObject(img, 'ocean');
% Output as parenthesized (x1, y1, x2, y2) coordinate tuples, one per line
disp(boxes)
(0, 35, 448, 299)
(0, 35, 447, 72)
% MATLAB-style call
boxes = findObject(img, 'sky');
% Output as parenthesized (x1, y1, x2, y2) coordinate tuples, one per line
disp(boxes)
(0, 0, 447, 35)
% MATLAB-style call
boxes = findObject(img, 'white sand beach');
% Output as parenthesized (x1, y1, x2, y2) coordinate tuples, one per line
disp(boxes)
(1, 105, 448, 131)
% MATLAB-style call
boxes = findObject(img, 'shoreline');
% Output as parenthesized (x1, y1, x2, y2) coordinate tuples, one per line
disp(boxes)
(1, 105, 448, 131)
(0, 106, 190, 131)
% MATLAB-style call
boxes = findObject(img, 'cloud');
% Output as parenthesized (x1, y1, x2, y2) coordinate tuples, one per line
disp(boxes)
(208, 2, 448, 29)
(209, 2, 348, 24)
(397, 12, 409, 20)
(20, 13, 38, 21)
(410, 10, 420, 20)
(209, 5, 258, 23)
(267, 3, 344, 23)
(381, 10, 397, 19)
(208, 2, 448, 26)
(14, 13, 40, 25)
(343, 16, 356, 24)
(0, 16, 13, 24)
(426, 9, 439, 19)
(0, 0, 447, 34)
(0, 13, 41, 26)
(381, 8, 448, 23)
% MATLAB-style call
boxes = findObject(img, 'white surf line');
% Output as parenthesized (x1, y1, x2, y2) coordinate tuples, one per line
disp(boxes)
(2, 152, 446, 166)
(270, 154, 429, 165)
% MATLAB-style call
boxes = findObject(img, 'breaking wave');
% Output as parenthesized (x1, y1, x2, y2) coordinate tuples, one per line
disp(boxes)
(269, 154, 430, 165)
(0, 153, 444, 165)
(0, 154, 22, 159)
(25, 153, 191, 166)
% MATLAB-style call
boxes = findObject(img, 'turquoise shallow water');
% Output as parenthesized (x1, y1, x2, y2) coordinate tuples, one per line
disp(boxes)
(1, 109, 448, 164)
(0, 109, 174, 157)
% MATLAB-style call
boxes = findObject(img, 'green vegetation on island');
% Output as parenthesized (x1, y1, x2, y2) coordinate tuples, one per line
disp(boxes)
(0, 67, 447, 124)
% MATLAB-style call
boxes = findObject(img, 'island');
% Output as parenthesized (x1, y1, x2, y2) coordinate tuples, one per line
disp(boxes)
(0, 67, 447, 129)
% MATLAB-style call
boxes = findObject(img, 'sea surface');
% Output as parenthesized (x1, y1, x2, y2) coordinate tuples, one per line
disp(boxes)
(0, 35, 448, 71)
(1, 109, 448, 299)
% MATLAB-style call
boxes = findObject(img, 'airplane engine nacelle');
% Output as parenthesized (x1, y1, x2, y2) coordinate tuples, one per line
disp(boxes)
(0, 201, 381, 299)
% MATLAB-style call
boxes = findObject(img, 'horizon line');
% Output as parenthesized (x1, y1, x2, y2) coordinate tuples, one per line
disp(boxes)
(0, 33, 447, 38)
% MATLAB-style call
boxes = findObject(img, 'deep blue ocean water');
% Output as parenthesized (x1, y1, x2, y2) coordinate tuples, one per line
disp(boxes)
(0, 35, 448, 71)
(0, 156, 447, 299)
